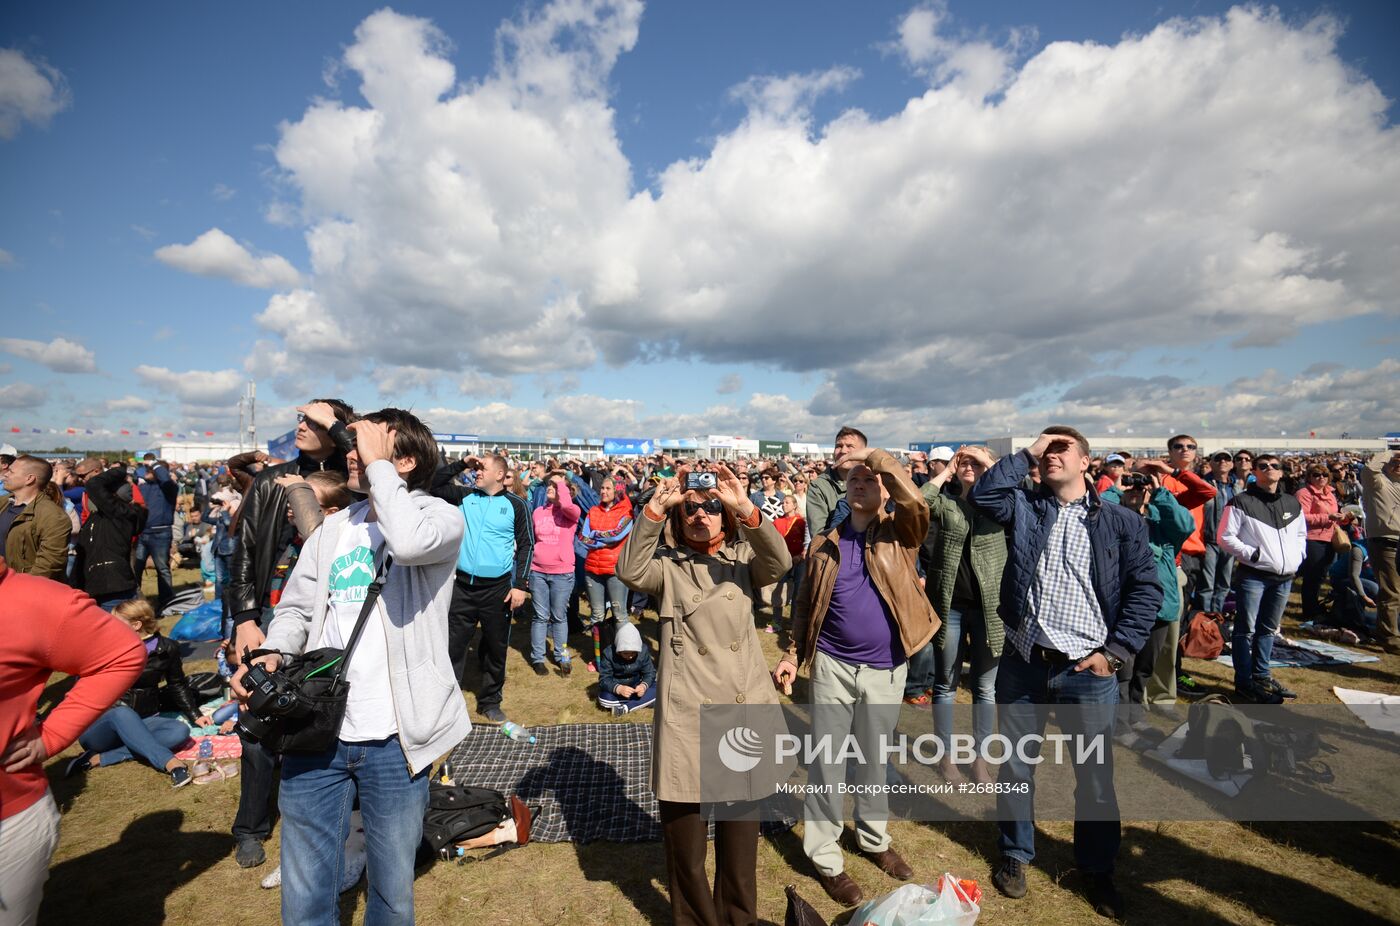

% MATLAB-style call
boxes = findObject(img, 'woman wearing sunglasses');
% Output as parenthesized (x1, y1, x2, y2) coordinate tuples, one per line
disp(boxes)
(1296, 465, 1349, 622)
(616, 463, 791, 926)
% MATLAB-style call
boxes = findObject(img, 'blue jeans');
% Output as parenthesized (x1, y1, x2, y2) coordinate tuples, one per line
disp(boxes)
(1200, 543, 1234, 613)
(996, 647, 1120, 874)
(95, 591, 136, 612)
(931, 606, 999, 748)
(134, 528, 174, 610)
(529, 571, 575, 665)
(903, 641, 935, 698)
(280, 737, 429, 926)
(78, 705, 189, 770)
(583, 572, 629, 624)
(1232, 570, 1293, 690)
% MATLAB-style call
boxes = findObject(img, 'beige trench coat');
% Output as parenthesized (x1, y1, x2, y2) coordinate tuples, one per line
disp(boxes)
(616, 511, 791, 803)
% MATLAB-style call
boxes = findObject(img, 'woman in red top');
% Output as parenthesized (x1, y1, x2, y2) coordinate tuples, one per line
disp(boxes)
(0, 560, 145, 923)
(1296, 465, 1346, 621)
(768, 493, 807, 634)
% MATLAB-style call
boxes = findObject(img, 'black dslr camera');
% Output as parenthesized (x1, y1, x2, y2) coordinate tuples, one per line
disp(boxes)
(236, 656, 314, 743)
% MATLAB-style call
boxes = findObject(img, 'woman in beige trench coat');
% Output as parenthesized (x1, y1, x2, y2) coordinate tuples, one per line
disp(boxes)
(617, 463, 791, 926)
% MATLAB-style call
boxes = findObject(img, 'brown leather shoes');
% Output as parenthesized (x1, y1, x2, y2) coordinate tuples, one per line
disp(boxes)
(864, 847, 914, 880)
(817, 871, 863, 906)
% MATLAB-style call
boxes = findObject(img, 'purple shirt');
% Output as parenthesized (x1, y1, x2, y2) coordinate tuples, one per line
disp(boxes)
(815, 522, 904, 670)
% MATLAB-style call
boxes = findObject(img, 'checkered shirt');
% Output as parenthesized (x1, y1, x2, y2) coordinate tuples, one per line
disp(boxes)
(1010, 494, 1107, 661)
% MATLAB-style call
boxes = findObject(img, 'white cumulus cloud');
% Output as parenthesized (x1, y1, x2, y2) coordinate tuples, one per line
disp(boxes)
(134, 365, 245, 405)
(0, 336, 98, 373)
(155, 228, 302, 289)
(0, 48, 71, 140)
(0, 383, 46, 409)
(235, 2, 1398, 435)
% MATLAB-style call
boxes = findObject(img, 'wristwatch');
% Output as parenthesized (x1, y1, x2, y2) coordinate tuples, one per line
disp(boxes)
(1098, 648, 1124, 672)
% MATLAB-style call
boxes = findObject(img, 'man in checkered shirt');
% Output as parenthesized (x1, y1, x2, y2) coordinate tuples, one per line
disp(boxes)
(968, 426, 1162, 923)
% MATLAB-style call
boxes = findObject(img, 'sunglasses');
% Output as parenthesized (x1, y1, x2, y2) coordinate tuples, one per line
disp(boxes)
(683, 499, 725, 516)
(295, 413, 327, 430)
(1170, 442, 1197, 451)
(1257, 462, 1284, 471)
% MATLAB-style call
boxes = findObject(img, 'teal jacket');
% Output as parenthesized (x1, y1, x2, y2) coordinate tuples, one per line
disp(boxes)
(1102, 486, 1194, 622)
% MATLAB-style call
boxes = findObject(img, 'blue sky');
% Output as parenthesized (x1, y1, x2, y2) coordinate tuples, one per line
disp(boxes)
(1, 1, 1398, 447)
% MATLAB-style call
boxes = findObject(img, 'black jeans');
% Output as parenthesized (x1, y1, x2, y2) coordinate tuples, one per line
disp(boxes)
(232, 734, 277, 842)
(447, 572, 513, 710)
(1299, 539, 1337, 621)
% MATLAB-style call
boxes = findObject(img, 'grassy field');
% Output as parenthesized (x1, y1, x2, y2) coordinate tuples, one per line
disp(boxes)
(36, 566, 1400, 925)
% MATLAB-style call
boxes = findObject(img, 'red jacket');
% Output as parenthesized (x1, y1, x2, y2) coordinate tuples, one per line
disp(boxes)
(583, 496, 634, 576)
(1161, 470, 1217, 560)
(0, 564, 144, 822)
(774, 514, 807, 560)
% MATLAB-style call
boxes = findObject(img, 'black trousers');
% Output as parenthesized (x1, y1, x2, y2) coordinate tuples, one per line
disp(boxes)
(1299, 539, 1337, 620)
(447, 572, 513, 710)
(232, 735, 276, 841)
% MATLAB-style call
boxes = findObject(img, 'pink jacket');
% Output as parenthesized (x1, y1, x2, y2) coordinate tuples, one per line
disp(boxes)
(530, 481, 581, 574)
(1295, 483, 1339, 542)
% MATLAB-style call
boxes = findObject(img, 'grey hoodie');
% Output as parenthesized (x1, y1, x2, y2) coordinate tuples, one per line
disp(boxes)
(264, 459, 470, 774)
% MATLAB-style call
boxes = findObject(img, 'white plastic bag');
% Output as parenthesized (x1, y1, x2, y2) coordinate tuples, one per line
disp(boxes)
(848, 874, 980, 926)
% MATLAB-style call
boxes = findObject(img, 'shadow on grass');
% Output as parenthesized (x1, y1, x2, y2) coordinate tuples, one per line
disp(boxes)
(45, 759, 87, 815)
(935, 818, 1397, 926)
(36, 674, 78, 719)
(515, 745, 671, 922)
(1243, 820, 1400, 891)
(40, 809, 225, 926)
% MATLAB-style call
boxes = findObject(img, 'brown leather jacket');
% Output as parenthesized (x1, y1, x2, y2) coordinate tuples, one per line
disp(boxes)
(786, 448, 940, 668)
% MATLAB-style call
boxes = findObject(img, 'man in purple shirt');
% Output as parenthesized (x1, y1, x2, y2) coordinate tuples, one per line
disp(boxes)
(773, 447, 940, 907)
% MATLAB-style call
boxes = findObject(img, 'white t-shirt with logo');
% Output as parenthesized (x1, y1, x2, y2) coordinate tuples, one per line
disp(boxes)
(318, 508, 397, 740)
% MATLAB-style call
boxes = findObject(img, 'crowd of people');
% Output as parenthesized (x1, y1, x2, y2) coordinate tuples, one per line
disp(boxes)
(0, 413, 1396, 925)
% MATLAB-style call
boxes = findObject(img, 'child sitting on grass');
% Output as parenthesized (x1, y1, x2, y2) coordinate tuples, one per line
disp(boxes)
(597, 623, 656, 715)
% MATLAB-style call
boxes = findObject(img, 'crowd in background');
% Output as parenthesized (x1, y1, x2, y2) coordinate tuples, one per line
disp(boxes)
(1, 424, 1397, 925)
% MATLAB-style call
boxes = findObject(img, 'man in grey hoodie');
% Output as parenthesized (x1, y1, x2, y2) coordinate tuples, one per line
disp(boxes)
(233, 408, 469, 926)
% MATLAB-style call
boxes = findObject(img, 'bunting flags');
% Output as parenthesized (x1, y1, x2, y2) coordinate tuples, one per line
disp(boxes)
(0, 424, 221, 441)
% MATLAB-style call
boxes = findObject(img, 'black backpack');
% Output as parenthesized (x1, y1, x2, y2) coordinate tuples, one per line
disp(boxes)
(418, 782, 509, 864)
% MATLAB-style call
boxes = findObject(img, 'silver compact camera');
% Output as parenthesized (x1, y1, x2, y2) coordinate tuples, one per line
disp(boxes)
(684, 472, 717, 491)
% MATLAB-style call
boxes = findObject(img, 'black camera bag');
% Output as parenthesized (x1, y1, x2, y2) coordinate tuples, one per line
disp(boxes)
(419, 783, 510, 860)
(251, 553, 393, 755)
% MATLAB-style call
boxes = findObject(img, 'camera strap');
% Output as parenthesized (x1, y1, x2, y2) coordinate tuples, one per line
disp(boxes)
(332, 550, 395, 684)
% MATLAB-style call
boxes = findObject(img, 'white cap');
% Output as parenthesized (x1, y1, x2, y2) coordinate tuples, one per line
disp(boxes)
(929, 446, 955, 462)
(614, 622, 643, 654)
(1105, 453, 1126, 465)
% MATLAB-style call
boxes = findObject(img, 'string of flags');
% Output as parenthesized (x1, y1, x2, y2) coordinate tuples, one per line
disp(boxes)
(5, 426, 219, 439)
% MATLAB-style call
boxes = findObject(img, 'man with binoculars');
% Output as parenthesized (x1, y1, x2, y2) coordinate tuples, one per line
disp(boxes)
(232, 409, 469, 926)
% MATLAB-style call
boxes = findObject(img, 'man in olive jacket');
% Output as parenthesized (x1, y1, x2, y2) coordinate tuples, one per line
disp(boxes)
(0, 456, 71, 581)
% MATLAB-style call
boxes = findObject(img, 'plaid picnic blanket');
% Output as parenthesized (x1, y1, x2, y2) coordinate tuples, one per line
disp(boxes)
(441, 723, 794, 843)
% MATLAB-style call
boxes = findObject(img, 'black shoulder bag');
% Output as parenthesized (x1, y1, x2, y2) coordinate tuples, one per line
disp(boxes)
(250, 552, 394, 755)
